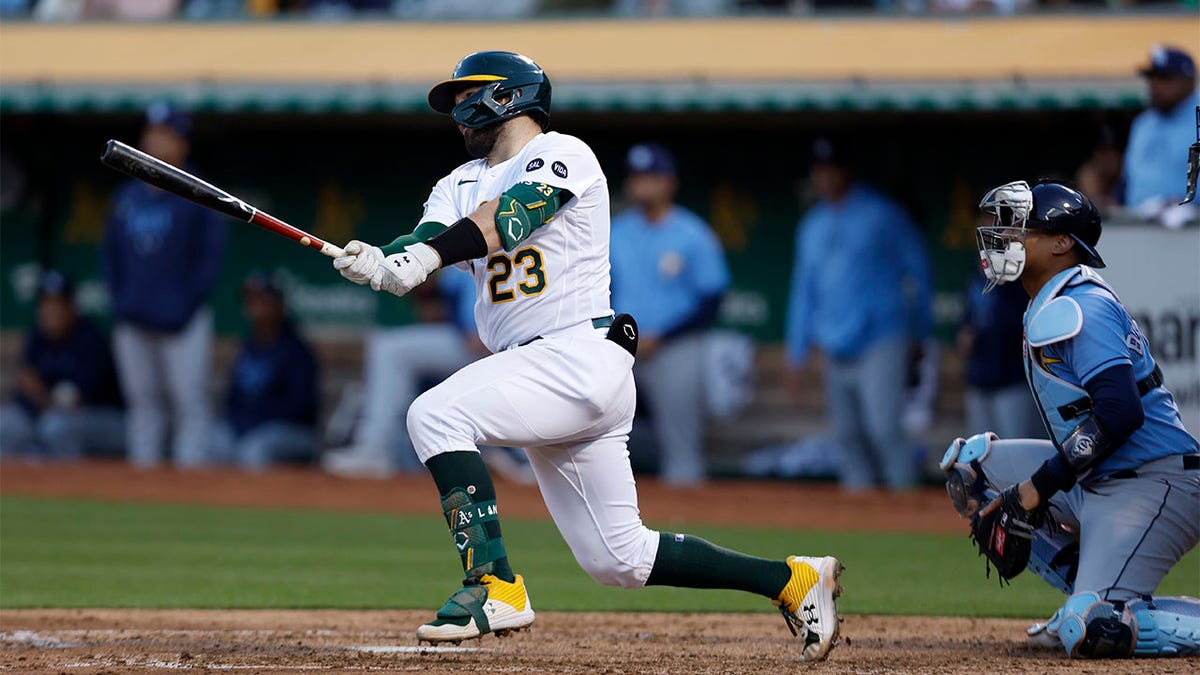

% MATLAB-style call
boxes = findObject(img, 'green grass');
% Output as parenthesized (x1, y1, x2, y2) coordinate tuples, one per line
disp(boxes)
(2, 496, 1196, 617)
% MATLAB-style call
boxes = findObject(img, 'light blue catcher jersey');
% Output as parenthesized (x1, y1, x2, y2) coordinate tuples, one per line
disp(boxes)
(609, 205, 729, 336)
(1024, 266, 1198, 480)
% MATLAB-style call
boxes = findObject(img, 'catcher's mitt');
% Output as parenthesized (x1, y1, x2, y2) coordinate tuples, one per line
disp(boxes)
(969, 485, 1047, 585)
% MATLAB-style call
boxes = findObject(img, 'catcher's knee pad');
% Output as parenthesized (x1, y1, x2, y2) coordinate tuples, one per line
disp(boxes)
(1128, 596, 1200, 657)
(1057, 592, 1136, 659)
(941, 432, 998, 518)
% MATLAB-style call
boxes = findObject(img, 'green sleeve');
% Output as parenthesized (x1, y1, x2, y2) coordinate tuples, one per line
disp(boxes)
(381, 221, 448, 256)
(496, 182, 572, 251)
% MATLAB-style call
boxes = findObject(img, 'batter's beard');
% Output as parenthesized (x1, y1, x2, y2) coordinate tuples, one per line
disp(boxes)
(463, 124, 501, 159)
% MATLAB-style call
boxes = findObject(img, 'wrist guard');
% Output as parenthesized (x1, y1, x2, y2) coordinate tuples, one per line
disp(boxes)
(426, 217, 489, 266)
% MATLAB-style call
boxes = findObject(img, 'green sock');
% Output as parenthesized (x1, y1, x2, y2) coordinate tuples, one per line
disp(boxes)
(425, 450, 515, 583)
(645, 532, 791, 599)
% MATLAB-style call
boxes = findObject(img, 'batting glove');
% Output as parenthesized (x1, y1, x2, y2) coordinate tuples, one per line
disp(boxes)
(333, 240, 384, 286)
(371, 243, 441, 298)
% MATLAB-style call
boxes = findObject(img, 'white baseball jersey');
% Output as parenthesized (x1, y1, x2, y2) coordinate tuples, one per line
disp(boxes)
(420, 132, 613, 352)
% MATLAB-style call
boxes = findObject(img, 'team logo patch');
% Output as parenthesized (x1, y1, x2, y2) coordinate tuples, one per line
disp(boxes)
(525, 158, 544, 172)
(552, 161, 568, 179)
(1125, 332, 1144, 356)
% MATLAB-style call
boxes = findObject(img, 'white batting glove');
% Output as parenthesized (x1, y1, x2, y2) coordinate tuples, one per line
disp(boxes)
(332, 240, 384, 286)
(370, 243, 441, 298)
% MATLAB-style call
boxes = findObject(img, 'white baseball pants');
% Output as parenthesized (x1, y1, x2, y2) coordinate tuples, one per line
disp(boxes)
(407, 320, 661, 588)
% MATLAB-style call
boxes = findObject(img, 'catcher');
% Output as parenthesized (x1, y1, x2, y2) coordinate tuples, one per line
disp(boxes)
(941, 180, 1199, 658)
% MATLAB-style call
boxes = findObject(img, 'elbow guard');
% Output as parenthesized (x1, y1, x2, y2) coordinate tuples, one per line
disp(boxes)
(495, 182, 572, 251)
(1060, 415, 1114, 478)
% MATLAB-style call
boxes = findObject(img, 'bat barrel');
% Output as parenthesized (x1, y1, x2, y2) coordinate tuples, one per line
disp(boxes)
(100, 139, 344, 258)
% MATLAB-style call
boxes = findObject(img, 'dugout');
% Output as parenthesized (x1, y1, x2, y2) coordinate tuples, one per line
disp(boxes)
(0, 15, 1196, 474)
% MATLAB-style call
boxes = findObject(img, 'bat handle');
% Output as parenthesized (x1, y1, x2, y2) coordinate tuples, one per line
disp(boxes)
(318, 241, 347, 259)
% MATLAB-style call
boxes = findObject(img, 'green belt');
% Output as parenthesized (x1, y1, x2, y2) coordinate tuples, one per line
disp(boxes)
(520, 316, 613, 347)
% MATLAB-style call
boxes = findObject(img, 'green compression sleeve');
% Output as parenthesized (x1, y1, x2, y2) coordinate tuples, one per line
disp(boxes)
(495, 182, 573, 251)
(380, 221, 448, 256)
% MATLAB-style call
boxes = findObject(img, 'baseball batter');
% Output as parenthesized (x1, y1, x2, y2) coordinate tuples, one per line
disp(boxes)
(941, 180, 1200, 658)
(330, 51, 844, 661)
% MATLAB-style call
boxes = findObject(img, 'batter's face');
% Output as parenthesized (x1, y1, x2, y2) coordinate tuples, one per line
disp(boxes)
(455, 86, 502, 159)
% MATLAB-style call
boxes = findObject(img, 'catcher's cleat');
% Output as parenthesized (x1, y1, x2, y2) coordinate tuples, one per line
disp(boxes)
(774, 555, 845, 662)
(1027, 610, 1065, 648)
(416, 573, 535, 645)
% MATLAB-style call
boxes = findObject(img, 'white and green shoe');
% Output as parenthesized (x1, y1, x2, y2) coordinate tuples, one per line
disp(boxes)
(416, 574, 535, 645)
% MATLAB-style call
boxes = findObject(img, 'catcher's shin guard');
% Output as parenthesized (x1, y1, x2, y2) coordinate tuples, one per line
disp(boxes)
(1129, 596, 1200, 657)
(1057, 592, 1136, 659)
(1026, 533, 1078, 596)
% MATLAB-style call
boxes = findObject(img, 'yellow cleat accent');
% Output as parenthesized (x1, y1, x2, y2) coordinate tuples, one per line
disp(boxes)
(773, 555, 845, 662)
(416, 573, 535, 644)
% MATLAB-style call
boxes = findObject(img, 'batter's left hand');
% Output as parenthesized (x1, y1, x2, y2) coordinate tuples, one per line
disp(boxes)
(372, 243, 441, 298)
(980, 479, 1040, 517)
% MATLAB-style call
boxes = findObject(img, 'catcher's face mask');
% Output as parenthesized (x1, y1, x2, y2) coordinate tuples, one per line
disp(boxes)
(977, 180, 1033, 294)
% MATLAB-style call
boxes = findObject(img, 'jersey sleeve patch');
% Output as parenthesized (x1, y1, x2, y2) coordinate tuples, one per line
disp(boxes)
(1027, 296, 1083, 347)
(520, 134, 602, 198)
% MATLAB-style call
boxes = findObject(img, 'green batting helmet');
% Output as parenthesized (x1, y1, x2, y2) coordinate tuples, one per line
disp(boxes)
(428, 51, 552, 130)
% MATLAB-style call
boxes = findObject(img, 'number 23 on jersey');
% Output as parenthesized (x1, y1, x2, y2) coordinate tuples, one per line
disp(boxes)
(487, 246, 547, 303)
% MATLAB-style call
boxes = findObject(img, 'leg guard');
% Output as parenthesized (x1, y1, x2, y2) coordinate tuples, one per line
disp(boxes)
(441, 487, 506, 577)
(1057, 592, 1136, 659)
(1026, 537, 1078, 596)
(1128, 596, 1200, 657)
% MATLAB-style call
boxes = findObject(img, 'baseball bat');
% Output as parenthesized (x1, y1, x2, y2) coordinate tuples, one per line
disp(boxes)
(100, 139, 345, 259)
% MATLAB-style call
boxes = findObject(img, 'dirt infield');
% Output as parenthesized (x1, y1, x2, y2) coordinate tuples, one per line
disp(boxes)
(0, 461, 1188, 673)
(2, 609, 1176, 674)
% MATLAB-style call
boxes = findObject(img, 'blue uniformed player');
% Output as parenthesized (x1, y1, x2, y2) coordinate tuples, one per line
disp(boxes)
(609, 143, 731, 485)
(940, 180, 1199, 658)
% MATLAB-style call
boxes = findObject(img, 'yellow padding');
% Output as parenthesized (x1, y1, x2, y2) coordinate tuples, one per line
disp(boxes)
(483, 574, 528, 611)
(776, 558, 819, 613)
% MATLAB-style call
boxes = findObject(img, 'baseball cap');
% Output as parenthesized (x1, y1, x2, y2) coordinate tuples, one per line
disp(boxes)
(1139, 44, 1196, 79)
(241, 270, 283, 299)
(626, 143, 677, 176)
(37, 270, 75, 300)
(145, 100, 194, 138)
(810, 137, 847, 166)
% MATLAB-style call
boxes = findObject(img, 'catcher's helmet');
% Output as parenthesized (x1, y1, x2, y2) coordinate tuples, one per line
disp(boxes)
(1027, 181, 1104, 268)
(977, 180, 1104, 292)
(428, 51, 552, 130)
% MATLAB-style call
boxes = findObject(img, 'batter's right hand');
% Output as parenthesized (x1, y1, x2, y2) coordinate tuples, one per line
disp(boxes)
(333, 240, 384, 285)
